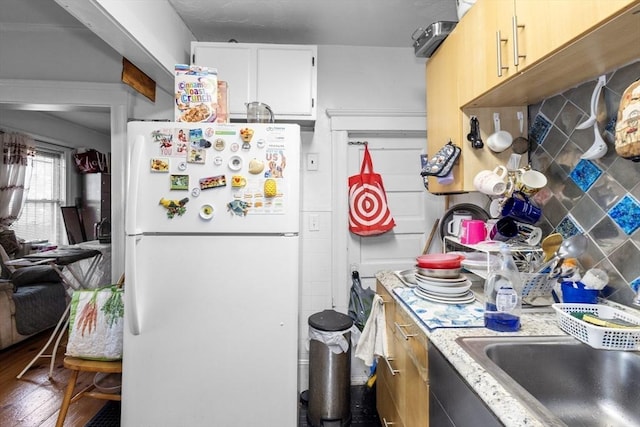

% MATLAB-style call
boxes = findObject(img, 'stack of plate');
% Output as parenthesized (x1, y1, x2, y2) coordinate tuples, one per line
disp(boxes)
(413, 271, 475, 304)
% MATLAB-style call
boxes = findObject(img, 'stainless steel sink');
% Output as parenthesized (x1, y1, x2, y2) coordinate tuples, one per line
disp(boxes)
(456, 335, 640, 427)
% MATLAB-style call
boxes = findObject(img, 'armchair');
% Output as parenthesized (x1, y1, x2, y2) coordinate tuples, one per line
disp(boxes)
(0, 245, 67, 350)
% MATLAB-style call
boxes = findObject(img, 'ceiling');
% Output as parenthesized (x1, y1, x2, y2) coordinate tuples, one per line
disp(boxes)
(1, 0, 459, 136)
(167, 0, 458, 47)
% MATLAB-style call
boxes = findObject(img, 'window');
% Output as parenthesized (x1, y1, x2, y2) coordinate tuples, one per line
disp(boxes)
(11, 146, 67, 244)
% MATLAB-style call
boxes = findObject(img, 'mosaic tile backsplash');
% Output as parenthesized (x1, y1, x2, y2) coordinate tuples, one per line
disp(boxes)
(527, 60, 640, 307)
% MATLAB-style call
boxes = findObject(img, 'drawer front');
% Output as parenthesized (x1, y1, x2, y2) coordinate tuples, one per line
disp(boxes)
(377, 368, 405, 427)
(394, 297, 429, 383)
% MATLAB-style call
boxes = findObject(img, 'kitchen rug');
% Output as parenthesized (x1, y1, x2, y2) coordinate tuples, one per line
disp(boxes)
(85, 401, 120, 427)
(393, 287, 484, 330)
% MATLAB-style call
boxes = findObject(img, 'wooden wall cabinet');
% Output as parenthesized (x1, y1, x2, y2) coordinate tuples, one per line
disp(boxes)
(426, 0, 640, 194)
(191, 42, 317, 123)
(376, 282, 429, 426)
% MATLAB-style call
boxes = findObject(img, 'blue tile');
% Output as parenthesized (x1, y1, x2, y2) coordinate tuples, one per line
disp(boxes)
(608, 194, 640, 235)
(556, 214, 583, 238)
(570, 159, 602, 192)
(529, 113, 552, 145)
(631, 277, 640, 293)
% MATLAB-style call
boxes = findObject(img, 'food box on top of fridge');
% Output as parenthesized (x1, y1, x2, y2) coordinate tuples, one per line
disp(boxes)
(174, 64, 219, 123)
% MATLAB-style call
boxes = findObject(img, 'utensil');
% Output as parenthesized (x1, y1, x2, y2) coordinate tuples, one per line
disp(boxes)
(541, 233, 562, 262)
(580, 122, 608, 160)
(487, 112, 513, 153)
(467, 116, 484, 149)
(549, 234, 588, 277)
(511, 111, 529, 154)
(575, 75, 606, 130)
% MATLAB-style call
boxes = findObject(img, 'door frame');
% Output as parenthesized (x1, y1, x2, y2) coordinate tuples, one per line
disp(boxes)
(0, 79, 128, 283)
(327, 109, 426, 311)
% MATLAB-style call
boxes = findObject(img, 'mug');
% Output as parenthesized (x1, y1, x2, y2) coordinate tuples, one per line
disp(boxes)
(515, 169, 547, 197)
(447, 210, 473, 236)
(501, 192, 542, 224)
(489, 217, 519, 241)
(489, 197, 506, 218)
(231, 175, 247, 187)
(473, 166, 512, 196)
(460, 219, 487, 245)
(514, 221, 543, 246)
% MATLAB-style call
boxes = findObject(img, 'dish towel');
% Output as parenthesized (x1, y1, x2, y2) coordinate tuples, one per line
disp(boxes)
(355, 294, 388, 366)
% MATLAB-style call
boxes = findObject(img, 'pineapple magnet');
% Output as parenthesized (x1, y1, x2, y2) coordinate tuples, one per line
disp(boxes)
(264, 178, 277, 198)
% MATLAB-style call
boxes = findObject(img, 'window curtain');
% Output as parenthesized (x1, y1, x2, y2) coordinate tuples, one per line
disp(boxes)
(0, 132, 36, 227)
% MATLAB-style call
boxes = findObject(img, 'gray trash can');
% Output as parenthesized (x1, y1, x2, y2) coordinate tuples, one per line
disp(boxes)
(307, 309, 353, 427)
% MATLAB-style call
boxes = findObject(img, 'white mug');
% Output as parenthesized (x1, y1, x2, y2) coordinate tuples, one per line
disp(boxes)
(447, 211, 473, 237)
(515, 169, 547, 197)
(473, 165, 511, 196)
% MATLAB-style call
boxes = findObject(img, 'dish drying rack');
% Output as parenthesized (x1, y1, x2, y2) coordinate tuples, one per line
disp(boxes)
(444, 236, 551, 298)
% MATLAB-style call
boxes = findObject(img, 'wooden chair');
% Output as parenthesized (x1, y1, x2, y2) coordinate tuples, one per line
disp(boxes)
(56, 356, 122, 427)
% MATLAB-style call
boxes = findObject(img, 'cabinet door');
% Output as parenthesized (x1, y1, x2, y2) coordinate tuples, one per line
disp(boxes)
(426, 23, 464, 193)
(514, 0, 635, 71)
(256, 46, 316, 117)
(192, 44, 252, 116)
(459, 0, 516, 105)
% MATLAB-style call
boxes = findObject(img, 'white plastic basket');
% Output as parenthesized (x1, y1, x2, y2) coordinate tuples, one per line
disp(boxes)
(552, 303, 640, 351)
(521, 273, 555, 297)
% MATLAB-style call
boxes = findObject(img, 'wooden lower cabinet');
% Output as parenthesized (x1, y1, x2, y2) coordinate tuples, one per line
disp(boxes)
(377, 282, 429, 426)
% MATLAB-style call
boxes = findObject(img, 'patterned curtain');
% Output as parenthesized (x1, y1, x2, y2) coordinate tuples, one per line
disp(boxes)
(0, 132, 36, 227)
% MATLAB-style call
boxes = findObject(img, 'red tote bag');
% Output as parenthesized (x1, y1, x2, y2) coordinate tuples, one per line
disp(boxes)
(348, 145, 396, 236)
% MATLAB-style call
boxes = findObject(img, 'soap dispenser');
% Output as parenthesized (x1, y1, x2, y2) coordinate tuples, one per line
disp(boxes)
(484, 245, 522, 332)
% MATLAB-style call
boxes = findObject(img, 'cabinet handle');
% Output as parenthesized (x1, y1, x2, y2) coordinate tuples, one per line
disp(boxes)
(382, 418, 397, 426)
(383, 356, 399, 376)
(512, 15, 526, 66)
(394, 322, 416, 340)
(496, 31, 509, 77)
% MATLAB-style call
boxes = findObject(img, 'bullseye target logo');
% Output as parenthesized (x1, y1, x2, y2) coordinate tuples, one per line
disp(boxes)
(349, 183, 394, 228)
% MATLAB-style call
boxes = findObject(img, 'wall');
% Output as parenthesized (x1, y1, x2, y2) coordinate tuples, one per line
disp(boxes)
(527, 60, 640, 306)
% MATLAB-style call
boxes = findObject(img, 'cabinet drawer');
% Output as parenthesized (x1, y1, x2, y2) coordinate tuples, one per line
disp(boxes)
(377, 372, 405, 427)
(395, 307, 429, 384)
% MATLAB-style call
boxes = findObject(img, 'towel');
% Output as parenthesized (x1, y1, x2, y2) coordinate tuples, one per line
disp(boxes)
(355, 294, 388, 366)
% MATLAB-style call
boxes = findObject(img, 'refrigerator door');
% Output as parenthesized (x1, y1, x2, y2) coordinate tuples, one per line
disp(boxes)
(126, 122, 300, 235)
(122, 233, 299, 426)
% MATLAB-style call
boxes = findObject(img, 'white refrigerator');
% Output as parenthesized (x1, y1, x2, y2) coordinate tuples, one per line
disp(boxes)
(123, 121, 300, 426)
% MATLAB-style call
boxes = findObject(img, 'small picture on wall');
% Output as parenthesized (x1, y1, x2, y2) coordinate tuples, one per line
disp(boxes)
(170, 174, 189, 190)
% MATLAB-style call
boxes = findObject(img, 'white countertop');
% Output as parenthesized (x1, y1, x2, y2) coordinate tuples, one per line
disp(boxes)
(377, 270, 568, 427)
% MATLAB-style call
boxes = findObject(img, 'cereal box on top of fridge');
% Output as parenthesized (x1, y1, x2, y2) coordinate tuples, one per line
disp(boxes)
(174, 64, 218, 123)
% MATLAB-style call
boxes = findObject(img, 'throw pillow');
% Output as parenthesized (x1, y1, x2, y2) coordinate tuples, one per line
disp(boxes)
(11, 265, 62, 289)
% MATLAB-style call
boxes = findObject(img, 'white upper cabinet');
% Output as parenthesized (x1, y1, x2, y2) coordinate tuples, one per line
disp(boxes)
(192, 42, 317, 123)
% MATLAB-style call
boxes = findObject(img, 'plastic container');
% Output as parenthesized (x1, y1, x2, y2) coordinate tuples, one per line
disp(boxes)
(561, 282, 598, 304)
(552, 303, 640, 350)
(484, 246, 522, 331)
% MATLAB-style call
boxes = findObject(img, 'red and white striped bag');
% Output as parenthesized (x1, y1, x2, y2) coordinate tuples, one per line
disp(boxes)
(348, 145, 396, 236)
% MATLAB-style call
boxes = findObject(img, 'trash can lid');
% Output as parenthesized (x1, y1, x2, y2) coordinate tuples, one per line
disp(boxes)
(308, 309, 353, 331)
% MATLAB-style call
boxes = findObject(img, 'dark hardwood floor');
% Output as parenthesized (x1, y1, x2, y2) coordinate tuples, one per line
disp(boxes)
(0, 329, 106, 427)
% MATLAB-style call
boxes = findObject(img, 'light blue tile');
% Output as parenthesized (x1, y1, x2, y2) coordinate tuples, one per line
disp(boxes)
(529, 113, 552, 145)
(608, 194, 640, 235)
(570, 159, 602, 192)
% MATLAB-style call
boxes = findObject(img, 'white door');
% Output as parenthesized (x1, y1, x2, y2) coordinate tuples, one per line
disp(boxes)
(347, 135, 445, 289)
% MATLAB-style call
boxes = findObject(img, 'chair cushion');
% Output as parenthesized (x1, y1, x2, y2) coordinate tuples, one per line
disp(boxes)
(11, 265, 61, 289)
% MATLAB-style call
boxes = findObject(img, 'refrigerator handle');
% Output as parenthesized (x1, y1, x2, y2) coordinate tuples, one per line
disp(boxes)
(125, 234, 142, 335)
(125, 135, 145, 236)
